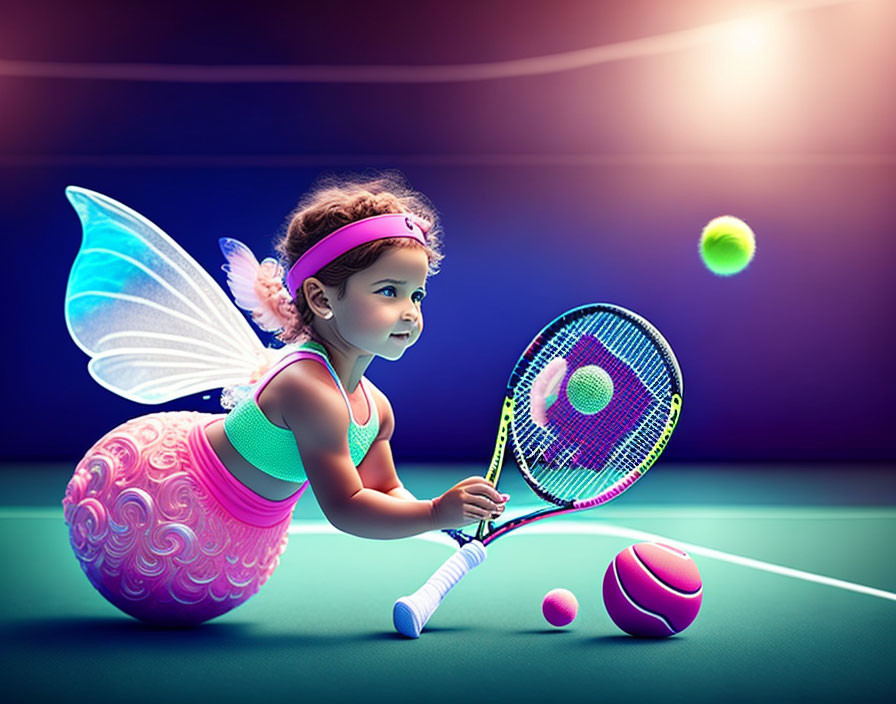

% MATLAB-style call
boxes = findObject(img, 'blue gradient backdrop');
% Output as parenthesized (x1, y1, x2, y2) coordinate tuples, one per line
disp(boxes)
(1, 0, 893, 462)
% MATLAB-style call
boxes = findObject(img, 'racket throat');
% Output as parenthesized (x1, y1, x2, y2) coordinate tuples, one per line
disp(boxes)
(478, 397, 514, 542)
(474, 520, 494, 543)
(485, 397, 514, 485)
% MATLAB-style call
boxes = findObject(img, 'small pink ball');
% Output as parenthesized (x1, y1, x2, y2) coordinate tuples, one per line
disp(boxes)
(603, 542, 703, 638)
(542, 588, 579, 627)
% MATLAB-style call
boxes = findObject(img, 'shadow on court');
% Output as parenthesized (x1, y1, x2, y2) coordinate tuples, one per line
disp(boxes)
(587, 634, 689, 646)
(3, 617, 479, 649)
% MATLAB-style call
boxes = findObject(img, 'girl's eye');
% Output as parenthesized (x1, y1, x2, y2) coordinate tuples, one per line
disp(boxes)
(375, 286, 425, 303)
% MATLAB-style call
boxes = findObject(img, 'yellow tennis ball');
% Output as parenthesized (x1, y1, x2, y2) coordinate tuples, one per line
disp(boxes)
(699, 215, 756, 276)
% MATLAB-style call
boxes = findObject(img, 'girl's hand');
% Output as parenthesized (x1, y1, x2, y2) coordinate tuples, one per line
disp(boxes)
(432, 476, 509, 529)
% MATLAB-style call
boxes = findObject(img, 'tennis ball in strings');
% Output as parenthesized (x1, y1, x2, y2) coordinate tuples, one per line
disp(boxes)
(542, 588, 578, 627)
(565, 365, 613, 414)
(699, 215, 756, 276)
(603, 542, 702, 638)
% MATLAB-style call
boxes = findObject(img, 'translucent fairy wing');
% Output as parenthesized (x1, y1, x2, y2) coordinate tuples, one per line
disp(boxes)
(219, 238, 288, 332)
(220, 237, 264, 310)
(64, 186, 269, 404)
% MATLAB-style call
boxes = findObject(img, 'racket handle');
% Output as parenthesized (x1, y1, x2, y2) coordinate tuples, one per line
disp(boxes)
(393, 540, 487, 638)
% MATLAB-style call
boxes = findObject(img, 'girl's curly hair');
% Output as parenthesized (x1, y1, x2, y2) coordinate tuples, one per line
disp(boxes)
(265, 170, 443, 344)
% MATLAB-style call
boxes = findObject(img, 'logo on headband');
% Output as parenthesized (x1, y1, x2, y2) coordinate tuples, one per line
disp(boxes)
(404, 214, 432, 239)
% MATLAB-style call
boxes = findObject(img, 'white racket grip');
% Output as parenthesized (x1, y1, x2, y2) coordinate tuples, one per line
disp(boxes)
(393, 540, 487, 638)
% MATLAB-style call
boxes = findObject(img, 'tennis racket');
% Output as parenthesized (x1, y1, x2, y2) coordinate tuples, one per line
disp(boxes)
(393, 303, 683, 638)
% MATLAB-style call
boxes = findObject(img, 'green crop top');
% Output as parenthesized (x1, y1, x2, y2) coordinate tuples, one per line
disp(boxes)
(223, 341, 380, 482)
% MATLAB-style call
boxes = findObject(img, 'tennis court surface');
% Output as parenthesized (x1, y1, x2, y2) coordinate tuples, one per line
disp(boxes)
(2, 464, 894, 703)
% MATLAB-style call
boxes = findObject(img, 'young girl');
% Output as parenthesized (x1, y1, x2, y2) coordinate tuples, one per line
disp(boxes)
(62, 172, 506, 626)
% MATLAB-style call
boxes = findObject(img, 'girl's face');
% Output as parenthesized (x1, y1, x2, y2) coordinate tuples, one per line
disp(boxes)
(328, 246, 429, 360)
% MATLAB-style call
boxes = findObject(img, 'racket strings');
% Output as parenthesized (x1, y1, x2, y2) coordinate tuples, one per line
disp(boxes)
(535, 392, 668, 501)
(511, 311, 675, 503)
(527, 393, 667, 501)
(587, 403, 669, 495)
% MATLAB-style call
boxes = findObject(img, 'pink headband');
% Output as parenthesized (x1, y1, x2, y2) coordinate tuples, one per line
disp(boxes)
(285, 213, 430, 300)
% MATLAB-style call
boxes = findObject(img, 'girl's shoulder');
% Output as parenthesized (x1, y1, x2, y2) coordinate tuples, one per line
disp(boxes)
(255, 353, 349, 433)
(258, 346, 394, 437)
(266, 353, 342, 405)
(291, 359, 396, 437)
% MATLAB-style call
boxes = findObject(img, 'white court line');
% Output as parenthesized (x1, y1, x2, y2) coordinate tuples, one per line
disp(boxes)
(527, 523, 896, 603)
(6, 508, 893, 602)
(0, 509, 63, 519)
(287, 521, 896, 603)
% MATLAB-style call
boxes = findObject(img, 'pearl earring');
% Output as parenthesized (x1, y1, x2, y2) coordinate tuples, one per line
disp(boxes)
(322, 311, 333, 320)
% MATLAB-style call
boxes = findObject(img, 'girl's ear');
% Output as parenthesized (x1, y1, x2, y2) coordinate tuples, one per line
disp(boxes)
(302, 277, 333, 320)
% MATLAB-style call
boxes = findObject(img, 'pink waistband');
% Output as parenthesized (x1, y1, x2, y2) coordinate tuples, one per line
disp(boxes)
(187, 417, 306, 528)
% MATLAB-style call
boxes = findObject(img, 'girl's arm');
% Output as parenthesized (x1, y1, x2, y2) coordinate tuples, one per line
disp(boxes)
(387, 486, 417, 500)
(359, 439, 417, 501)
(280, 368, 504, 539)
(355, 384, 416, 500)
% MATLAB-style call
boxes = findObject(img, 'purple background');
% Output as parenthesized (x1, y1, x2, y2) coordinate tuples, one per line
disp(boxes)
(1, 0, 893, 462)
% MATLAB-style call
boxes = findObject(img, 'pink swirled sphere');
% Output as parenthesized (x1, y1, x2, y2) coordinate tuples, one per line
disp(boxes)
(62, 412, 294, 625)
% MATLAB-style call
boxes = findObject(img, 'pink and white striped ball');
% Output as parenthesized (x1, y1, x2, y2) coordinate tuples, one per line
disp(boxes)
(603, 542, 702, 638)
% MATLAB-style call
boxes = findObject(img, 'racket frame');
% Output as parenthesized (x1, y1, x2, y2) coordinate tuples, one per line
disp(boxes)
(470, 302, 682, 545)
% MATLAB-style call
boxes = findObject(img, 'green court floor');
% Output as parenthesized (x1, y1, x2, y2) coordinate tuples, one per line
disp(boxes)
(2, 465, 894, 703)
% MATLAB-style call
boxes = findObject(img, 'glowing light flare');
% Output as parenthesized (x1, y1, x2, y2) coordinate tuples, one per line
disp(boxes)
(724, 16, 777, 56)
(0, 0, 864, 83)
(656, 12, 795, 149)
(704, 14, 785, 90)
